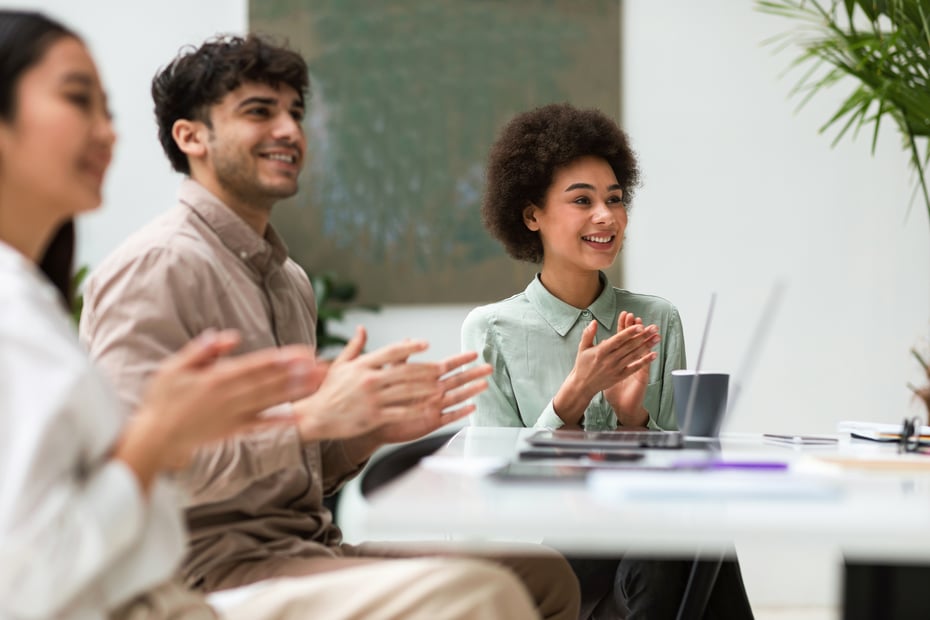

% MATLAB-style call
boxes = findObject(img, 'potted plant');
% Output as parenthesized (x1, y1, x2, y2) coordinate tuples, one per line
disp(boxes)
(759, 0, 930, 418)
(759, 0, 930, 219)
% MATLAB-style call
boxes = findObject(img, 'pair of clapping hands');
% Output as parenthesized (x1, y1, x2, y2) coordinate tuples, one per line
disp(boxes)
(555, 311, 661, 428)
(131, 326, 490, 478)
(290, 326, 490, 445)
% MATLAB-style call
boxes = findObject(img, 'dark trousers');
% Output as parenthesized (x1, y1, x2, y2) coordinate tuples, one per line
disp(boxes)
(567, 555, 754, 620)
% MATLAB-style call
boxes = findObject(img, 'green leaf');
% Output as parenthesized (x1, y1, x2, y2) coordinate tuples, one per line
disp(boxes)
(300, 265, 380, 352)
(70, 264, 89, 326)
(759, 0, 930, 223)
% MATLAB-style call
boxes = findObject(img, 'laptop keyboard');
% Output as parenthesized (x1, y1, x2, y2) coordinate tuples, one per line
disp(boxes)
(528, 429, 684, 450)
(589, 431, 683, 448)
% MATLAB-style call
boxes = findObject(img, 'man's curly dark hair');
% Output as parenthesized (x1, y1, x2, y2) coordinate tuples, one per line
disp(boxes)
(152, 34, 309, 175)
(482, 103, 640, 263)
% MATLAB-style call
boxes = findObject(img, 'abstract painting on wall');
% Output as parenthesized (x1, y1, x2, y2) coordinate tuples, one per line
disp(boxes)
(251, 0, 621, 304)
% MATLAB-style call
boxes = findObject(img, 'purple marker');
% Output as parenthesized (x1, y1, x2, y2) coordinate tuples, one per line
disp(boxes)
(709, 460, 788, 471)
(674, 459, 788, 471)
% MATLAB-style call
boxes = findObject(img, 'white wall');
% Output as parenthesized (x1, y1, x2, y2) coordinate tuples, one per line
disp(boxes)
(622, 1, 930, 435)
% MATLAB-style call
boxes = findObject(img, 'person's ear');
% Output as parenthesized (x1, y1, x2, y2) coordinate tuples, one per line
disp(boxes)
(172, 119, 208, 161)
(523, 204, 541, 231)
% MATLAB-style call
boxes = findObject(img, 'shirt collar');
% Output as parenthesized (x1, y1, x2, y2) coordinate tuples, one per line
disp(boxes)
(178, 178, 289, 274)
(525, 271, 618, 337)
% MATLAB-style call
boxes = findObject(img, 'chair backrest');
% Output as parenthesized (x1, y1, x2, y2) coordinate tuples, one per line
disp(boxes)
(360, 431, 456, 498)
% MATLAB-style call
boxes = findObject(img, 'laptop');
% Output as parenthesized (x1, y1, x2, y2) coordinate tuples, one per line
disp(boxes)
(525, 283, 785, 452)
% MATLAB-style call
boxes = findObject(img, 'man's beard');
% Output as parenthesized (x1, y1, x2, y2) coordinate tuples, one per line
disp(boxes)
(213, 151, 299, 205)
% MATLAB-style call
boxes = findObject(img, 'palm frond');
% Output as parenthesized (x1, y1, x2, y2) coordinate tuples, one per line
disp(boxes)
(759, 0, 930, 224)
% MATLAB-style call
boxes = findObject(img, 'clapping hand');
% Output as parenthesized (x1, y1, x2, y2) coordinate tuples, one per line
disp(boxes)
(364, 350, 492, 445)
(294, 327, 475, 441)
(553, 311, 659, 425)
(603, 313, 658, 426)
(121, 330, 318, 488)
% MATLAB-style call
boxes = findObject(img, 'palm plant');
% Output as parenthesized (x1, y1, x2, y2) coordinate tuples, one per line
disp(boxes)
(909, 348, 930, 416)
(758, 0, 930, 223)
(761, 0, 930, 419)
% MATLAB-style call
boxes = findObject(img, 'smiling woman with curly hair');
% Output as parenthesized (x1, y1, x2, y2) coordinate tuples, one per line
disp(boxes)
(482, 103, 640, 264)
(465, 102, 681, 432)
(462, 102, 755, 620)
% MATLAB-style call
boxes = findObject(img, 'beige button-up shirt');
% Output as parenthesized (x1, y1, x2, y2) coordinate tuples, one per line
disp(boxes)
(80, 179, 363, 589)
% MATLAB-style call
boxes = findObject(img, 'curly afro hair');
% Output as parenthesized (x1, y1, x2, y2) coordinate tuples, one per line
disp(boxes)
(482, 103, 640, 263)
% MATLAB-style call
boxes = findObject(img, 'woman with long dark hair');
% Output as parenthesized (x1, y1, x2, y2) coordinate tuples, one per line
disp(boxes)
(0, 10, 310, 618)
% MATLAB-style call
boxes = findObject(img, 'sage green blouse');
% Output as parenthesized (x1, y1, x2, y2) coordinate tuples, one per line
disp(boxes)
(461, 273, 686, 431)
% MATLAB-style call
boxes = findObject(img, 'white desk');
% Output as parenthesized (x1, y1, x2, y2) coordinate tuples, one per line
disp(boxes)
(364, 427, 930, 562)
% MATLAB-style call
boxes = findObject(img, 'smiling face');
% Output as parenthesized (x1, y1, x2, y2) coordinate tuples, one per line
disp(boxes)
(523, 155, 627, 283)
(0, 36, 115, 224)
(181, 81, 306, 216)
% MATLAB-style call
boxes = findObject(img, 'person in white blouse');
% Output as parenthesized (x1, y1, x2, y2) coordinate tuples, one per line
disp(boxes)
(0, 10, 541, 620)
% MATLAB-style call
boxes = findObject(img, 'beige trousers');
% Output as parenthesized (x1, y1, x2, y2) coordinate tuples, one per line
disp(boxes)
(113, 559, 539, 620)
(216, 558, 539, 620)
(204, 542, 580, 620)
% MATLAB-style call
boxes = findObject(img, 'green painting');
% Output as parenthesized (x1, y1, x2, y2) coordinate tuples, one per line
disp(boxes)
(251, 0, 621, 304)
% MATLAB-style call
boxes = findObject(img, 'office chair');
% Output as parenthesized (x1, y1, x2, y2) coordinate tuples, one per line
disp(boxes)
(360, 430, 457, 498)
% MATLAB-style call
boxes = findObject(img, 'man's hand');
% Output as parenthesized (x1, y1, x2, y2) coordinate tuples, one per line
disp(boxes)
(293, 327, 446, 441)
(369, 351, 490, 444)
(121, 330, 318, 490)
(341, 351, 492, 463)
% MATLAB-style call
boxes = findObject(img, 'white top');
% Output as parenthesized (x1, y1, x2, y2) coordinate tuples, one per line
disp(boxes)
(0, 241, 186, 619)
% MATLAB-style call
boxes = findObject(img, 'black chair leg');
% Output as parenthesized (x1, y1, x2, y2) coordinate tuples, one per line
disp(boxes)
(675, 555, 723, 620)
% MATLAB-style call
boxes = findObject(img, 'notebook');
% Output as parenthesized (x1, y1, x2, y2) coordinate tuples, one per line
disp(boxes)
(838, 420, 930, 443)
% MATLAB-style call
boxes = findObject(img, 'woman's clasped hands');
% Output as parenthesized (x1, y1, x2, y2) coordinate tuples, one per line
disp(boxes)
(554, 310, 660, 427)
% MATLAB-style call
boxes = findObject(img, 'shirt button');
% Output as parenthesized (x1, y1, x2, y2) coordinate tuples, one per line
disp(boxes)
(581, 310, 592, 318)
(239, 251, 248, 260)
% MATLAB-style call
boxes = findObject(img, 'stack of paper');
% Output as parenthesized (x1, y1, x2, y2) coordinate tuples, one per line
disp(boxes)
(838, 420, 930, 443)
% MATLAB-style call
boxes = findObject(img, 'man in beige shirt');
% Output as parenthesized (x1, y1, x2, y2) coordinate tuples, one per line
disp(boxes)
(81, 34, 579, 620)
